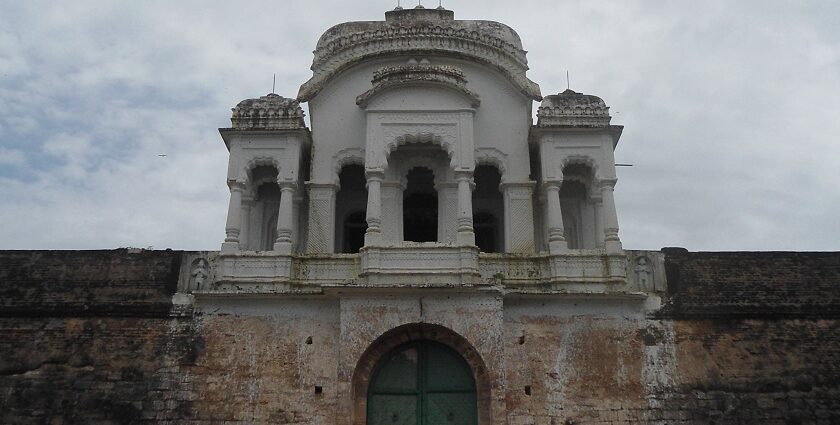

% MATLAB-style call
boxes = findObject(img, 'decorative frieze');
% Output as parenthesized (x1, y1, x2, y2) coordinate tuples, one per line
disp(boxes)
(537, 89, 611, 128)
(230, 93, 306, 130)
(298, 8, 541, 101)
(357, 64, 480, 107)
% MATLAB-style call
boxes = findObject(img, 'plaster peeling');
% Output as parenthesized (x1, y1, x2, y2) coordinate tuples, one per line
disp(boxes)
(642, 320, 677, 402)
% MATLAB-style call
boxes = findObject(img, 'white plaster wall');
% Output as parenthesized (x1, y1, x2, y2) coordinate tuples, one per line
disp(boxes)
(307, 55, 534, 184)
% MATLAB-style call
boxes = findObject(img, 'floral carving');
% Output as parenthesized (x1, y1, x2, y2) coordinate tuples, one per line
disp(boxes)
(537, 89, 611, 128)
(230, 93, 306, 130)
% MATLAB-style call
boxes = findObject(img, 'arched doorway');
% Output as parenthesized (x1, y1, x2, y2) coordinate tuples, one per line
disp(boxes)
(367, 340, 477, 425)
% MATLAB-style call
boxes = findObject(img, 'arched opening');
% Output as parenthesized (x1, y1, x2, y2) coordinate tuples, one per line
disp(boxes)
(472, 165, 504, 253)
(344, 212, 367, 254)
(367, 340, 477, 425)
(560, 163, 596, 249)
(403, 167, 438, 243)
(248, 164, 280, 251)
(473, 213, 497, 253)
(352, 323, 492, 425)
(335, 164, 368, 253)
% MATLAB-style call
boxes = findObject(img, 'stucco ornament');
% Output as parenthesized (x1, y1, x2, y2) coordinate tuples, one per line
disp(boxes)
(298, 7, 541, 101)
(356, 64, 480, 107)
(537, 89, 612, 128)
(230, 93, 306, 130)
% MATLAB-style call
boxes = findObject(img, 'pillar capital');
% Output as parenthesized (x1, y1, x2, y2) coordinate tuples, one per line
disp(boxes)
(454, 169, 474, 179)
(543, 179, 563, 191)
(228, 180, 247, 191)
(598, 178, 618, 189)
(365, 168, 385, 180)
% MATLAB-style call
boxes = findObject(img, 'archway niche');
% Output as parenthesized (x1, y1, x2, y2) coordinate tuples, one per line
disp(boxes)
(472, 165, 504, 253)
(335, 164, 368, 253)
(560, 163, 597, 249)
(387, 142, 451, 243)
(403, 167, 438, 243)
(352, 323, 492, 425)
(248, 164, 281, 251)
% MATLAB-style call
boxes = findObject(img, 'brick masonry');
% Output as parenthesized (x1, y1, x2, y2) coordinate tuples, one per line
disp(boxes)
(0, 249, 838, 424)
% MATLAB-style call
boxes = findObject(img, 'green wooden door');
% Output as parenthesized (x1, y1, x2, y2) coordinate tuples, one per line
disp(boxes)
(368, 341, 477, 425)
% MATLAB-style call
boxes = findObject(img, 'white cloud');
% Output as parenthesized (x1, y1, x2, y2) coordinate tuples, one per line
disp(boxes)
(0, 0, 838, 250)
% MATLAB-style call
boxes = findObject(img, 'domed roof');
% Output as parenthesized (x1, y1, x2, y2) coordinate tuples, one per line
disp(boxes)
(298, 7, 541, 101)
(230, 94, 306, 130)
(537, 89, 611, 128)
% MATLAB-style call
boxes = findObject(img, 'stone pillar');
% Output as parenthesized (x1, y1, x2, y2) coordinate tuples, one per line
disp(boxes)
(599, 178, 623, 254)
(381, 180, 404, 243)
(455, 170, 475, 246)
(292, 194, 303, 252)
(501, 181, 536, 253)
(305, 183, 338, 253)
(221, 181, 246, 253)
(273, 183, 296, 254)
(365, 169, 384, 246)
(240, 201, 252, 250)
(545, 180, 568, 254)
(593, 199, 605, 248)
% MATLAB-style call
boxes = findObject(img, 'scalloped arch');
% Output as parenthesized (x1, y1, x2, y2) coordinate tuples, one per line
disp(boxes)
(241, 157, 281, 184)
(474, 147, 508, 181)
(333, 148, 366, 182)
(384, 132, 456, 169)
(559, 155, 599, 178)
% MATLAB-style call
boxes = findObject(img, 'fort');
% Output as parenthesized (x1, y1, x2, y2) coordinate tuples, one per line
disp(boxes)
(1, 6, 839, 424)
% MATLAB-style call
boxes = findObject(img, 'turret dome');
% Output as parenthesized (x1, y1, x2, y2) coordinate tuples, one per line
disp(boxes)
(230, 93, 306, 130)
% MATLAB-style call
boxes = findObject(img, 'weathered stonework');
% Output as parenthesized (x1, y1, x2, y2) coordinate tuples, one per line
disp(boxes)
(3, 6, 839, 425)
(2, 250, 839, 424)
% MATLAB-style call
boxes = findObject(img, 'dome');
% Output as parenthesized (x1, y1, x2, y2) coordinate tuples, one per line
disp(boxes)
(230, 94, 306, 130)
(298, 7, 541, 101)
(537, 89, 611, 128)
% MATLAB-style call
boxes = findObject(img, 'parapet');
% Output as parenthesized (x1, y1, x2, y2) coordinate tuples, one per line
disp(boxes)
(537, 89, 611, 128)
(229, 93, 306, 130)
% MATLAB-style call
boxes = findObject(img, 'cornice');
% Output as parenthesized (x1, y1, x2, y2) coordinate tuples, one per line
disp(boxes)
(298, 23, 541, 101)
(356, 64, 481, 108)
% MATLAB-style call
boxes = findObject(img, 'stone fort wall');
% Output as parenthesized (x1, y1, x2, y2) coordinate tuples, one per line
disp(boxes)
(1, 249, 838, 424)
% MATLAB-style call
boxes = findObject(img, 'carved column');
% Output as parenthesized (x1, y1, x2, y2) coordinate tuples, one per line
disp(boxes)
(273, 182, 296, 254)
(599, 178, 623, 254)
(222, 181, 246, 253)
(381, 180, 404, 243)
(593, 199, 605, 248)
(436, 182, 458, 244)
(544, 180, 568, 254)
(365, 169, 385, 246)
(305, 183, 338, 254)
(501, 181, 536, 253)
(455, 170, 475, 246)
(292, 194, 303, 252)
(240, 200, 252, 250)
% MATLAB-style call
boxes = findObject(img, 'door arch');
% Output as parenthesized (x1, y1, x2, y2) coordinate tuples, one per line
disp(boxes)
(367, 340, 477, 425)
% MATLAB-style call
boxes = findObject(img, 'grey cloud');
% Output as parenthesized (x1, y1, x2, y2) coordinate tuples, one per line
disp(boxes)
(0, 0, 838, 250)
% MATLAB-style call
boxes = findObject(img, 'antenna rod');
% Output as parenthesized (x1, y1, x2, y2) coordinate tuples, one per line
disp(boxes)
(272, 73, 276, 93)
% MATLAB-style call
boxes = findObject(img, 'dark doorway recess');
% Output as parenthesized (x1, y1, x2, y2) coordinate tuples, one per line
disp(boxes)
(403, 167, 438, 242)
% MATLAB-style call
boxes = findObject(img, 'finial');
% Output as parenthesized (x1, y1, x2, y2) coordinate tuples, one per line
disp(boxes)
(566, 70, 570, 90)
(272, 73, 276, 94)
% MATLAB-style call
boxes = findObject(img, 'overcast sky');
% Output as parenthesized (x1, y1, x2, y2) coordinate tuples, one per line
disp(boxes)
(1, 1, 838, 251)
